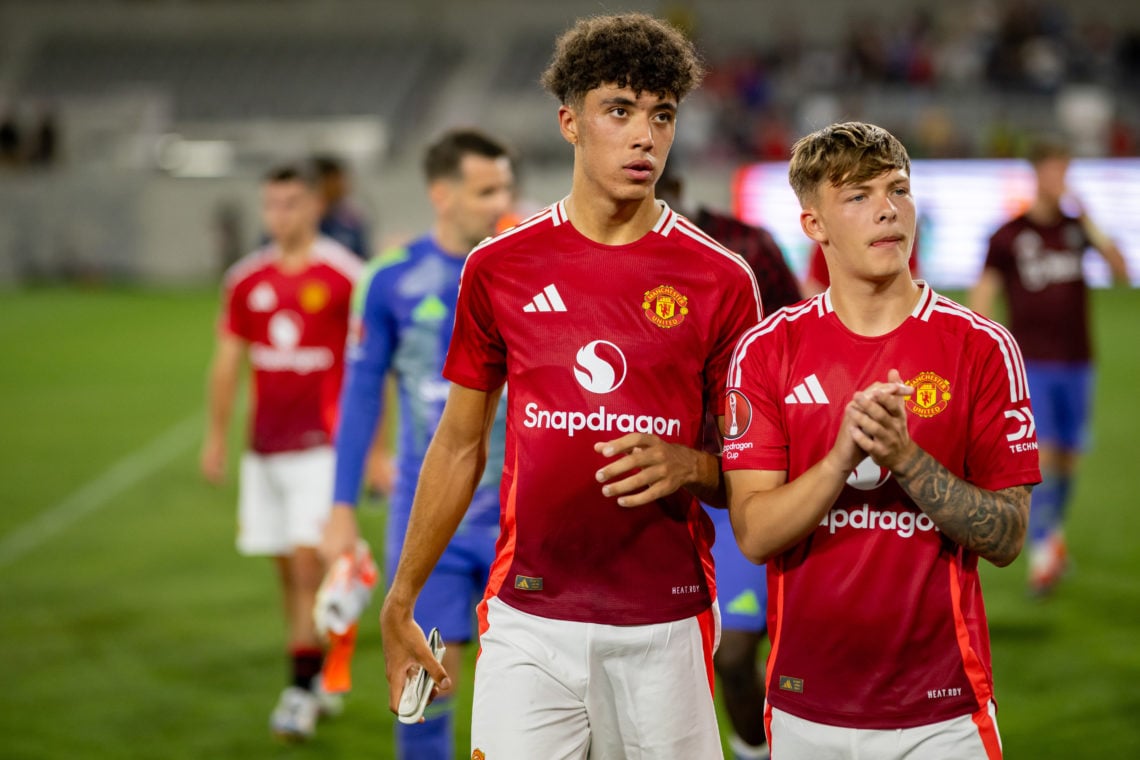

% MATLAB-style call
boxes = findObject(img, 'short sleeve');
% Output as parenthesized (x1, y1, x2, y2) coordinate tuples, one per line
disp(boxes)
(443, 253, 507, 391)
(983, 225, 1014, 274)
(963, 328, 1042, 491)
(722, 327, 789, 473)
(220, 279, 250, 340)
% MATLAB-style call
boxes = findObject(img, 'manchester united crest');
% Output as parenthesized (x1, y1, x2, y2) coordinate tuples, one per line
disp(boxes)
(299, 280, 330, 313)
(642, 285, 689, 328)
(905, 371, 952, 418)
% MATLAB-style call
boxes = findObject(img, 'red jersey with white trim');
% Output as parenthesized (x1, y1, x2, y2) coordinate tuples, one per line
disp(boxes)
(444, 200, 762, 626)
(723, 284, 1040, 728)
(222, 237, 361, 454)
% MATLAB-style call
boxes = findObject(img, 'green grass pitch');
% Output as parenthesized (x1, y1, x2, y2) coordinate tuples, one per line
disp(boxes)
(1, 285, 1137, 758)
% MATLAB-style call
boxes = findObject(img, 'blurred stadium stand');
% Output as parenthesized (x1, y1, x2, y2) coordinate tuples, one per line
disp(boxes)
(0, 0, 1137, 284)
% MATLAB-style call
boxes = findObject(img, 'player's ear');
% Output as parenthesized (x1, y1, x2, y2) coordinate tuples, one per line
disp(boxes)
(428, 179, 451, 214)
(800, 208, 827, 245)
(558, 104, 579, 147)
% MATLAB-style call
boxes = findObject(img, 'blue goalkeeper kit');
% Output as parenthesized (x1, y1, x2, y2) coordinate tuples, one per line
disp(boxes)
(332, 236, 504, 760)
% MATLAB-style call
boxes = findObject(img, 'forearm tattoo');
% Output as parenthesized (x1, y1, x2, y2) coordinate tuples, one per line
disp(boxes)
(894, 447, 1031, 566)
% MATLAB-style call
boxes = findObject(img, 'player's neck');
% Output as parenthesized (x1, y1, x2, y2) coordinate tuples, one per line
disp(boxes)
(1027, 197, 1063, 225)
(828, 276, 923, 337)
(563, 189, 659, 246)
(432, 224, 474, 259)
(275, 232, 316, 273)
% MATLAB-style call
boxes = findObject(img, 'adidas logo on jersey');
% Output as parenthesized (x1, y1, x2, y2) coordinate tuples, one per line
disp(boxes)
(785, 374, 829, 404)
(523, 284, 567, 313)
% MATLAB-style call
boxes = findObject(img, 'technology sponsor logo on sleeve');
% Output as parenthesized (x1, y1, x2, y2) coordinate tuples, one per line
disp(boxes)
(522, 339, 682, 438)
(1004, 405, 1039, 453)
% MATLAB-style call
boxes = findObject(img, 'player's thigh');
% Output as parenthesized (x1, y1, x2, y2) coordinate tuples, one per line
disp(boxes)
(892, 702, 1002, 760)
(1025, 362, 1064, 447)
(471, 597, 590, 760)
(769, 703, 1001, 760)
(236, 451, 288, 556)
(417, 559, 480, 645)
(275, 446, 334, 549)
(768, 706, 851, 760)
(1054, 363, 1094, 452)
(585, 607, 723, 760)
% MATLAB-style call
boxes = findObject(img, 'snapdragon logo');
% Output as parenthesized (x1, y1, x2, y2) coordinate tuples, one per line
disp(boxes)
(251, 310, 334, 374)
(820, 504, 939, 539)
(847, 456, 892, 491)
(523, 338, 679, 438)
(573, 340, 626, 394)
(523, 403, 681, 438)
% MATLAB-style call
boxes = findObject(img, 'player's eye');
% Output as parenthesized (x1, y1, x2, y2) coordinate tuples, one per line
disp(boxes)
(653, 111, 674, 123)
(611, 107, 628, 117)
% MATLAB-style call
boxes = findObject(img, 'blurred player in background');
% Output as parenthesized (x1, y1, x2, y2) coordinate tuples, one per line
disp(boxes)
(200, 163, 361, 740)
(725, 122, 1038, 759)
(380, 13, 761, 758)
(321, 128, 514, 760)
(657, 167, 802, 760)
(313, 154, 371, 260)
(969, 136, 1129, 596)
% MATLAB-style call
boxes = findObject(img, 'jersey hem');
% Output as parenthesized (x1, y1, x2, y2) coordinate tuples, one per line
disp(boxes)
(494, 590, 715, 627)
(766, 694, 986, 731)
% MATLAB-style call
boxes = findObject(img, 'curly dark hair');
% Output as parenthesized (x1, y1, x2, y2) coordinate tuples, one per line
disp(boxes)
(788, 122, 911, 206)
(540, 13, 705, 107)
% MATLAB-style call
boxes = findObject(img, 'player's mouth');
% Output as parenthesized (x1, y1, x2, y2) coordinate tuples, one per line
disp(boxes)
(870, 234, 905, 248)
(623, 160, 654, 182)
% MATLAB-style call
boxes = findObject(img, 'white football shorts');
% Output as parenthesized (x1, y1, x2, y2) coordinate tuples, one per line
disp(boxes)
(768, 700, 1002, 759)
(470, 595, 723, 760)
(236, 446, 334, 556)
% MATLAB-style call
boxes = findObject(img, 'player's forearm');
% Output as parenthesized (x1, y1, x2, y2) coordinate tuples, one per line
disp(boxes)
(967, 269, 1000, 317)
(385, 435, 484, 608)
(729, 456, 849, 564)
(332, 364, 385, 506)
(686, 449, 726, 507)
(893, 447, 1029, 567)
(1103, 243, 1129, 284)
(204, 360, 238, 442)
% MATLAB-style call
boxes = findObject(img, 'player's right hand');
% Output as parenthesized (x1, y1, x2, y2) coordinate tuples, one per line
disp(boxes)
(365, 450, 395, 496)
(320, 504, 360, 568)
(199, 437, 226, 485)
(379, 595, 451, 716)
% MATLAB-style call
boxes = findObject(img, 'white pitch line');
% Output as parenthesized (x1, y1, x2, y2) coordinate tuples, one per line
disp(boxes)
(0, 413, 201, 570)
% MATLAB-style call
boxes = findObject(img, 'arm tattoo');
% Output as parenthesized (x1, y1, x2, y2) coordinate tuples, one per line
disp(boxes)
(894, 447, 1031, 567)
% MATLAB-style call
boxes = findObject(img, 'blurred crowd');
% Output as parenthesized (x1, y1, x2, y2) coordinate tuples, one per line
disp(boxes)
(0, 102, 58, 170)
(695, 0, 1140, 160)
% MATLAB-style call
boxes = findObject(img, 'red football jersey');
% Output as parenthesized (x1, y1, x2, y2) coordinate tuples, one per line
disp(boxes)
(723, 284, 1041, 728)
(444, 200, 762, 626)
(221, 237, 361, 454)
(984, 213, 1093, 362)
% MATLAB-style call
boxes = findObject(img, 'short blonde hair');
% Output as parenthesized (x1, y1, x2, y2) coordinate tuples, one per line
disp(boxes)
(788, 122, 911, 206)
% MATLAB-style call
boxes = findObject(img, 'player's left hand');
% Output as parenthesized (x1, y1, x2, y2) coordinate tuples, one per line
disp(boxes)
(593, 434, 697, 507)
(847, 368, 917, 472)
